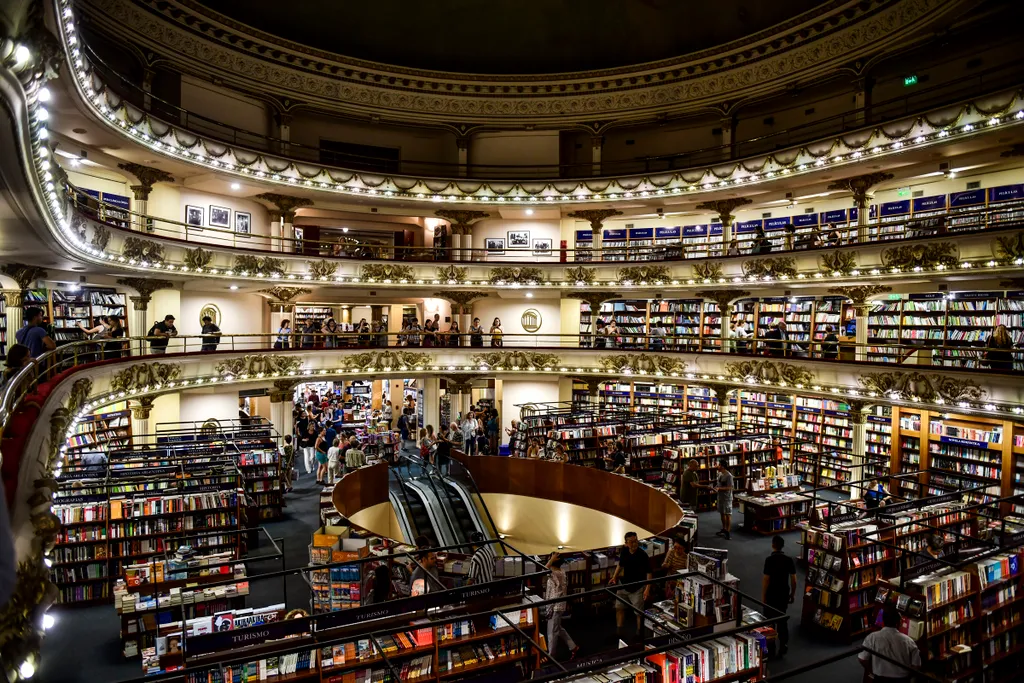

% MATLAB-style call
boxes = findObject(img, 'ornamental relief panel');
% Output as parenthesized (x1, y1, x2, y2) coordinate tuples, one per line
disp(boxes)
(79, 0, 961, 124)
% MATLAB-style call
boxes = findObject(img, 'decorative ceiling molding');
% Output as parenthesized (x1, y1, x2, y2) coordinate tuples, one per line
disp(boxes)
(76, 0, 970, 126)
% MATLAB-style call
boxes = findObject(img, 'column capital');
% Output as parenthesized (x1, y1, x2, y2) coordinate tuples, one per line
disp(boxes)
(129, 295, 150, 311)
(827, 172, 895, 204)
(848, 399, 870, 424)
(268, 209, 283, 223)
(828, 285, 892, 312)
(695, 289, 751, 311)
(704, 382, 733, 404)
(590, 135, 604, 149)
(255, 193, 314, 216)
(117, 162, 174, 198)
(1, 290, 20, 307)
(432, 291, 489, 314)
(1, 263, 48, 297)
(695, 198, 752, 227)
(117, 277, 176, 301)
(434, 210, 490, 235)
(129, 397, 155, 420)
(565, 290, 622, 310)
(269, 379, 299, 403)
(455, 135, 471, 151)
(567, 209, 623, 230)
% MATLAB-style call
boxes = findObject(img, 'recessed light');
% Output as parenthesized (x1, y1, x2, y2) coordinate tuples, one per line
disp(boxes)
(230, 183, 240, 190)
(525, 209, 533, 216)
(525, 292, 533, 298)
(229, 285, 239, 290)
(72, 127, 87, 134)
(342, 227, 349, 233)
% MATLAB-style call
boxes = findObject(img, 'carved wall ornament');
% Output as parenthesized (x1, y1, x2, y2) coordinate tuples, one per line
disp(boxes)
(258, 286, 312, 303)
(433, 210, 490, 233)
(1, 264, 48, 294)
(338, 350, 432, 371)
(995, 232, 1024, 264)
(110, 362, 182, 393)
(115, 277, 175, 303)
(695, 290, 751, 312)
(827, 285, 893, 309)
(437, 265, 468, 284)
(0, 290, 20, 307)
(618, 265, 670, 284)
(117, 161, 174, 196)
(307, 259, 338, 280)
(827, 172, 895, 203)
(598, 354, 688, 376)
(90, 225, 111, 251)
(183, 246, 214, 270)
(121, 237, 165, 264)
(234, 254, 284, 277)
(724, 360, 814, 387)
(488, 266, 544, 285)
(881, 242, 958, 270)
(565, 266, 596, 285)
(819, 250, 857, 275)
(0, 560, 52, 678)
(694, 198, 752, 224)
(858, 372, 985, 404)
(566, 209, 623, 229)
(742, 257, 797, 279)
(214, 354, 303, 377)
(65, 379, 94, 416)
(361, 264, 415, 281)
(693, 262, 724, 281)
(432, 291, 488, 313)
(470, 351, 561, 371)
(48, 409, 71, 472)
(130, 397, 155, 420)
(269, 379, 301, 403)
(253, 193, 314, 217)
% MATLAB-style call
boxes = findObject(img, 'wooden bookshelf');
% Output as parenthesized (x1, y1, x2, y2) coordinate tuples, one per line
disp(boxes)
(64, 407, 132, 459)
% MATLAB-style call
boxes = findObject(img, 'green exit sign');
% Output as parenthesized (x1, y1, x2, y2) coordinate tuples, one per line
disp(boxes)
(897, 187, 911, 197)
(904, 74, 918, 87)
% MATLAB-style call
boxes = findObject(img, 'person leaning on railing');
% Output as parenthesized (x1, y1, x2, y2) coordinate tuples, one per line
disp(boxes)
(983, 324, 1015, 372)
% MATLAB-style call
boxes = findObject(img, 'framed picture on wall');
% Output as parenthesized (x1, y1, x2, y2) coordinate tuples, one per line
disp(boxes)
(532, 238, 552, 256)
(209, 205, 231, 228)
(507, 230, 530, 249)
(484, 237, 505, 254)
(234, 211, 251, 236)
(185, 205, 204, 229)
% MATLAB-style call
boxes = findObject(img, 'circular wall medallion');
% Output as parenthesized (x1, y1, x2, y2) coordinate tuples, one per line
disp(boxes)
(521, 308, 542, 333)
(200, 303, 222, 327)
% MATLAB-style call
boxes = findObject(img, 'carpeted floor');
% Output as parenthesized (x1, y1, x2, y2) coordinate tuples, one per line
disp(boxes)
(39, 463, 867, 683)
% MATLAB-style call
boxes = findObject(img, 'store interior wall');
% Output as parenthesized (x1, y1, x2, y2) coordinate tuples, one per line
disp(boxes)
(179, 389, 243, 424)
(500, 378, 558, 437)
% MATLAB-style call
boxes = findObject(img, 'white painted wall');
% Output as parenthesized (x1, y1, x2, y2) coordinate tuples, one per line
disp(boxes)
(179, 291, 267, 339)
(471, 298, 560, 338)
(471, 218, 562, 262)
(500, 379, 559, 439)
(179, 390, 241, 425)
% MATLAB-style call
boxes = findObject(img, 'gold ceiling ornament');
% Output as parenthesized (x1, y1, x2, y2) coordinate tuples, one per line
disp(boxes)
(470, 350, 561, 371)
(618, 265, 670, 284)
(827, 284, 892, 308)
(846, 399, 870, 424)
(881, 242, 958, 270)
(995, 232, 1024, 264)
(439, 373, 486, 393)
(361, 264, 415, 281)
(117, 161, 174, 199)
(565, 290, 621, 310)
(437, 264, 468, 284)
(0, 290, 19, 307)
(183, 246, 214, 270)
(257, 286, 311, 303)
(432, 291, 489, 313)
(598, 354, 688, 376)
(110, 362, 182, 393)
(0, 559, 53, 679)
(214, 354, 303, 377)
(269, 379, 301, 403)
(338, 350, 433, 371)
(742, 256, 797, 279)
(566, 209, 623, 229)
(723, 359, 814, 387)
(65, 378, 94, 417)
(564, 266, 596, 285)
(121, 237, 166, 264)
(253, 193, 314, 218)
(90, 224, 111, 251)
(858, 371, 985, 404)
(694, 197, 752, 225)
(819, 250, 857, 276)
(234, 254, 285, 277)
(488, 266, 544, 285)
(115, 277, 175, 308)
(826, 172, 895, 205)
(307, 259, 338, 280)
(1, 264, 48, 295)
(130, 397, 156, 420)
(47, 408, 71, 473)
(692, 262, 724, 281)
(434, 210, 490, 234)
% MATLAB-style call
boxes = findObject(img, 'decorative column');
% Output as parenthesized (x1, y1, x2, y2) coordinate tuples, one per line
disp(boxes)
(129, 397, 154, 445)
(256, 194, 314, 253)
(1, 264, 48, 336)
(141, 68, 155, 112)
(566, 291, 622, 348)
(434, 210, 490, 262)
(275, 112, 292, 156)
(456, 136, 470, 178)
(268, 210, 282, 251)
(848, 400, 869, 500)
(695, 197, 752, 251)
(708, 383, 733, 425)
(441, 376, 480, 426)
(269, 380, 297, 447)
(117, 162, 175, 233)
(829, 285, 892, 362)
(827, 172, 894, 243)
(340, 305, 352, 325)
(567, 209, 623, 262)
(422, 377, 441, 433)
(697, 290, 751, 353)
(2, 290, 21, 338)
(719, 116, 735, 160)
(116, 278, 175, 356)
(591, 136, 604, 176)
(434, 291, 489, 335)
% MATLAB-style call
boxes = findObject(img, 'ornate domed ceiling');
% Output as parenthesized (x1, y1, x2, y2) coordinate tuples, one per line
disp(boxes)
(190, 0, 831, 74)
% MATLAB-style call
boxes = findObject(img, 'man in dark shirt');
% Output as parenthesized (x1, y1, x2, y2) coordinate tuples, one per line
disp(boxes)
(15, 307, 55, 358)
(148, 315, 177, 354)
(762, 535, 797, 655)
(200, 315, 221, 352)
(323, 421, 338, 451)
(763, 322, 785, 357)
(680, 459, 700, 509)
(608, 531, 652, 641)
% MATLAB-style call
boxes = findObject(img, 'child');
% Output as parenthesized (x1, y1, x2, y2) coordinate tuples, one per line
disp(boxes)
(475, 428, 489, 456)
(327, 437, 342, 484)
(281, 434, 295, 493)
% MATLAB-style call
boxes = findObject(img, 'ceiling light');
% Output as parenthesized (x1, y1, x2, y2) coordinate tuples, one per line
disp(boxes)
(342, 227, 349, 233)
(229, 285, 239, 290)
(230, 182, 240, 190)
(37, 87, 51, 102)
(525, 209, 533, 216)
(14, 45, 30, 66)
(526, 292, 533, 298)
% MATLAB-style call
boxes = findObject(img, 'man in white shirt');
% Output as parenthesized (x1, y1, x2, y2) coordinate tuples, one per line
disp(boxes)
(461, 411, 478, 454)
(731, 321, 749, 354)
(859, 607, 921, 683)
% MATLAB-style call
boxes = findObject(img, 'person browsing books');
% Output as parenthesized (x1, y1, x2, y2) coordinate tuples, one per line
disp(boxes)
(859, 607, 921, 683)
(680, 459, 700, 509)
(762, 535, 797, 656)
(544, 552, 579, 659)
(607, 531, 652, 642)
(699, 459, 734, 539)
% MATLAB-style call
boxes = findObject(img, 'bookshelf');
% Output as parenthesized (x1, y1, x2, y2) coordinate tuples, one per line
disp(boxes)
(868, 299, 902, 363)
(50, 287, 129, 345)
(785, 297, 815, 347)
(736, 488, 810, 534)
(294, 305, 334, 328)
(865, 406, 893, 480)
(65, 407, 132, 460)
(792, 397, 853, 490)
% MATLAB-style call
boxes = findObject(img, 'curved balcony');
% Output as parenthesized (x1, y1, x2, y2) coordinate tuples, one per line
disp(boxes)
(48, 0, 1024, 207)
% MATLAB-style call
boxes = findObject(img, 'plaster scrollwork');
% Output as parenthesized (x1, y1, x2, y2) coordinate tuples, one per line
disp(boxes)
(488, 267, 544, 286)
(308, 259, 338, 280)
(858, 372, 985, 404)
(618, 265, 670, 284)
(819, 251, 857, 276)
(214, 354, 303, 377)
(338, 351, 432, 371)
(89, 225, 110, 251)
(121, 237, 165, 264)
(109, 362, 182, 393)
(437, 265, 468, 284)
(881, 242, 958, 270)
(361, 264, 415, 282)
(692, 262, 724, 281)
(470, 351, 561, 371)
(258, 286, 312, 303)
(598, 354, 688, 376)
(995, 232, 1024, 264)
(183, 246, 214, 271)
(565, 266, 596, 286)
(234, 255, 285, 277)
(64, 378, 93, 416)
(724, 360, 814, 387)
(742, 257, 797, 279)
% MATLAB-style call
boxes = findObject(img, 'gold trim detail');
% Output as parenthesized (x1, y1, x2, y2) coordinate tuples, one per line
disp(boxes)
(881, 242, 958, 270)
(858, 372, 985, 403)
(214, 355, 303, 376)
(618, 265, 670, 284)
(819, 251, 857, 275)
(110, 362, 182, 393)
(742, 257, 797, 279)
(436, 265, 467, 284)
(235, 255, 285, 277)
(565, 266, 596, 285)
(183, 246, 214, 270)
(471, 351, 561, 371)
(361, 264, 414, 281)
(598, 354, 688, 375)
(488, 267, 544, 285)
(121, 237, 166, 264)
(693, 262, 724, 281)
(723, 360, 814, 386)
(308, 259, 337, 280)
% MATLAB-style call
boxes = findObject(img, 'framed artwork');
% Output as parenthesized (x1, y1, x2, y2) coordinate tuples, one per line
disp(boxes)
(185, 205, 204, 229)
(507, 230, 530, 249)
(234, 211, 251, 236)
(532, 238, 552, 256)
(209, 205, 231, 228)
(484, 238, 505, 255)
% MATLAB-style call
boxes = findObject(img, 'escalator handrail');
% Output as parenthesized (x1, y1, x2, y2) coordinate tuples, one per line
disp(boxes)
(396, 452, 465, 546)
(388, 463, 430, 543)
(445, 458, 502, 543)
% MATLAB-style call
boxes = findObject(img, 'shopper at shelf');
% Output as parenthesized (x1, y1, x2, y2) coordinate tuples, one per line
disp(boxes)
(543, 552, 580, 659)
(345, 435, 366, 471)
(782, 223, 795, 251)
(605, 439, 627, 473)
(731, 320, 749, 354)
(146, 314, 177, 355)
(200, 315, 221, 352)
(825, 223, 841, 246)
(466, 532, 496, 585)
(764, 321, 786, 357)
(762, 535, 797, 656)
(446, 319, 461, 347)
(77, 315, 110, 362)
(505, 420, 520, 452)
(680, 459, 701, 509)
(726, 237, 740, 256)
(605, 319, 620, 348)
(299, 422, 317, 476)
(469, 318, 485, 347)
(751, 227, 772, 255)
(649, 320, 667, 351)
(489, 317, 504, 347)
(864, 479, 895, 509)
(703, 459, 733, 539)
(461, 411, 478, 453)
(820, 324, 839, 360)
(594, 320, 609, 349)
(280, 434, 295, 492)
(274, 319, 292, 350)
(983, 324, 1015, 372)
(859, 607, 921, 683)
(925, 533, 947, 559)
(105, 316, 126, 360)
(607, 531, 652, 642)
(383, 401, 393, 427)
(326, 437, 342, 483)
(662, 535, 689, 597)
